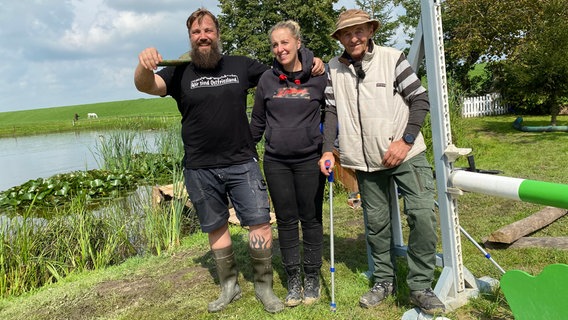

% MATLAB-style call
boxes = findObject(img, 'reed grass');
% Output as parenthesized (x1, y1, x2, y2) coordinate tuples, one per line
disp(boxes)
(94, 131, 138, 172)
(143, 171, 187, 256)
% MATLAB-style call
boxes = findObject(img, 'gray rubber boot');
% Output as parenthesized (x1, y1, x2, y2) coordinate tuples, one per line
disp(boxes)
(249, 247, 285, 313)
(208, 246, 242, 313)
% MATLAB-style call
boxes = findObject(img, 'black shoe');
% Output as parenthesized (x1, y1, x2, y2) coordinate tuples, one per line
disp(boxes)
(359, 281, 394, 308)
(409, 288, 446, 315)
(284, 267, 302, 307)
(303, 272, 320, 305)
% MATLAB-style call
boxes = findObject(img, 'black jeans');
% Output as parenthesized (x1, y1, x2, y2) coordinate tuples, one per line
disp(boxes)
(263, 159, 325, 271)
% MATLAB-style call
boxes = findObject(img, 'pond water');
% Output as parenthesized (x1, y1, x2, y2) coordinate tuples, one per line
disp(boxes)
(0, 131, 159, 192)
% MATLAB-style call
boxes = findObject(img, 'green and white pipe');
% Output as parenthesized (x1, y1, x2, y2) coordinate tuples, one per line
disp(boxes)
(450, 171, 568, 209)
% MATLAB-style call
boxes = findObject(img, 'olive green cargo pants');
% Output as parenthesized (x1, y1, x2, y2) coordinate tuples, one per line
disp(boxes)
(356, 152, 437, 291)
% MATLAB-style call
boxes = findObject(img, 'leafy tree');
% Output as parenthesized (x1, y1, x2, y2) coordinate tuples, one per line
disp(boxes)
(392, 0, 421, 45)
(354, 0, 399, 47)
(438, 0, 568, 124)
(441, 0, 537, 94)
(217, 0, 340, 64)
(492, 0, 568, 124)
(443, 0, 536, 63)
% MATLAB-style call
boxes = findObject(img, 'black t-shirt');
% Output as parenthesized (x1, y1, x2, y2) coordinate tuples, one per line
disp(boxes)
(157, 55, 269, 169)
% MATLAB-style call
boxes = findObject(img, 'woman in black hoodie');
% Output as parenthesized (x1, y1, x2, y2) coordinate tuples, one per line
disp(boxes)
(250, 20, 327, 307)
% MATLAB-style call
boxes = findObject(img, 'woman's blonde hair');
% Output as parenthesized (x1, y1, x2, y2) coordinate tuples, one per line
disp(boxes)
(269, 20, 302, 42)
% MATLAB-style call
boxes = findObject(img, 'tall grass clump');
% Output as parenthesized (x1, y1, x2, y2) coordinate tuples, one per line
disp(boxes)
(143, 169, 195, 256)
(94, 131, 138, 172)
(0, 199, 50, 297)
(93, 127, 183, 186)
(108, 116, 178, 132)
(139, 124, 184, 184)
(0, 194, 145, 297)
(154, 123, 184, 159)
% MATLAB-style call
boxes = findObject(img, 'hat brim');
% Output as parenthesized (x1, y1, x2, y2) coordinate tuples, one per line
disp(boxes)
(331, 20, 379, 40)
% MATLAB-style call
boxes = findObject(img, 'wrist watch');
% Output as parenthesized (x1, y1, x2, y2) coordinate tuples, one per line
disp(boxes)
(403, 133, 415, 145)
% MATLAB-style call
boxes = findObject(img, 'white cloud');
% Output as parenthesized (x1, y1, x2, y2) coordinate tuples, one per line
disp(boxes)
(2, 1, 391, 112)
(0, 0, 204, 112)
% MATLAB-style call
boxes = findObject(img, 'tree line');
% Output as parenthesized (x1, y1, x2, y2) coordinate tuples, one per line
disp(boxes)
(217, 0, 568, 125)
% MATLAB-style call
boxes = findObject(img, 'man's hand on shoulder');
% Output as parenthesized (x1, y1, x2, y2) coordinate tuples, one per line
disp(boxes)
(311, 57, 325, 76)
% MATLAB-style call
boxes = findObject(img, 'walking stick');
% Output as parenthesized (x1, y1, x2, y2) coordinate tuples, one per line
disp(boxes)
(325, 160, 336, 312)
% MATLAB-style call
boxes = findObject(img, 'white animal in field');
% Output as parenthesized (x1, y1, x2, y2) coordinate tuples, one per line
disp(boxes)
(87, 113, 98, 119)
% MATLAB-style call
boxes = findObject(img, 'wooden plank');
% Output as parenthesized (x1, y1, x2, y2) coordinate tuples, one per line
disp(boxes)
(488, 207, 567, 244)
(508, 237, 568, 249)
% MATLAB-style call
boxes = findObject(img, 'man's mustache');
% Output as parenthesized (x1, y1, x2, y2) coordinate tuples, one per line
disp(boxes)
(197, 39, 211, 45)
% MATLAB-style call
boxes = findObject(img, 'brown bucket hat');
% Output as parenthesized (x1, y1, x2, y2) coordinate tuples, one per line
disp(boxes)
(331, 9, 380, 40)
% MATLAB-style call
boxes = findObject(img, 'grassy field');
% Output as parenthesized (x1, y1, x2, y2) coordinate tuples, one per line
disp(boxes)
(0, 104, 567, 319)
(0, 95, 257, 138)
(0, 98, 180, 137)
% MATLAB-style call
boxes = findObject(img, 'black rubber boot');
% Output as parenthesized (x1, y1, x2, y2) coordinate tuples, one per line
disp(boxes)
(249, 247, 285, 313)
(208, 246, 242, 313)
(303, 267, 321, 305)
(284, 266, 303, 307)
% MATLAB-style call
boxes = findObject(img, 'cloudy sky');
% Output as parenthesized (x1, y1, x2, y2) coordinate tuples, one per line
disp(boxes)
(0, 0, 370, 113)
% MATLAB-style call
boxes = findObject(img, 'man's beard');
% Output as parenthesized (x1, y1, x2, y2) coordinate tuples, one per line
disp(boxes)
(190, 39, 222, 70)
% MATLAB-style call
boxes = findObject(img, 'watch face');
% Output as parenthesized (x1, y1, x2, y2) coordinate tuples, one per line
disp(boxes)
(404, 134, 415, 144)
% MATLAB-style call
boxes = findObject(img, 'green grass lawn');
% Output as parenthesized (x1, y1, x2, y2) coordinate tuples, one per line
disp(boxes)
(0, 104, 567, 319)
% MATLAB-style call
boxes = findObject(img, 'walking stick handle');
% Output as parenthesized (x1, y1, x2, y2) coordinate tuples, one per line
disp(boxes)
(324, 160, 334, 182)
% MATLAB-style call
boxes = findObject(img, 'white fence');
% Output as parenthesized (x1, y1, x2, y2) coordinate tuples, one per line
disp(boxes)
(461, 93, 508, 118)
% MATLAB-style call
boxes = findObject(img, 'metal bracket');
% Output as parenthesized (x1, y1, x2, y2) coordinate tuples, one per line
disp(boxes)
(444, 144, 472, 162)
(447, 187, 464, 197)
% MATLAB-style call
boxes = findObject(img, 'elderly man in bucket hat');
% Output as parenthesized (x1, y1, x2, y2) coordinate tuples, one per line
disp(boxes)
(318, 9, 446, 315)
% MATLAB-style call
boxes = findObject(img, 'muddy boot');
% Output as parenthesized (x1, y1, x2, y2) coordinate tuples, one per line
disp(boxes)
(284, 266, 303, 307)
(303, 267, 321, 305)
(208, 246, 242, 313)
(249, 247, 285, 313)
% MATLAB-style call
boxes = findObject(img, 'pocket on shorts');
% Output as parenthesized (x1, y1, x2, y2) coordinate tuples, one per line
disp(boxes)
(255, 177, 270, 209)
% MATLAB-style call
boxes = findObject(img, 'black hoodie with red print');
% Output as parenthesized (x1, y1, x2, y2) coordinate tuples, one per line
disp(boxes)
(250, 47, 327, 163)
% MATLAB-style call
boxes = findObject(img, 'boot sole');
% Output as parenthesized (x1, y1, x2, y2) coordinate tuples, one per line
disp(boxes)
(409, 297, 446, 315)
(303, 288, 321, 305)
(303, 297, 320, 305)
(359, 295, 389, 309)
(207, 290, 243, 312)
(285, 298, 302, 307)
(256, 296, 285, 314)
